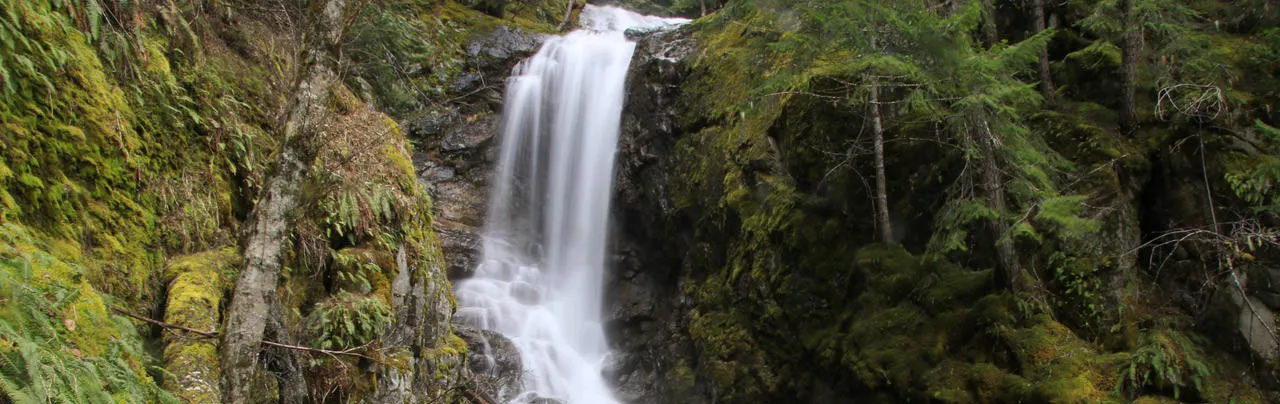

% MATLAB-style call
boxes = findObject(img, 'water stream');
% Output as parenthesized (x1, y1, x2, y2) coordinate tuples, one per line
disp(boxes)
(452, 6, 688, 404)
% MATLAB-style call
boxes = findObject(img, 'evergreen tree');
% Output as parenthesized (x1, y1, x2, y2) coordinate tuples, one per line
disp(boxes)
(754, 0, 1090, 289)
(1031, 0, 1056, 103)
(1075, 0, 1198, 134)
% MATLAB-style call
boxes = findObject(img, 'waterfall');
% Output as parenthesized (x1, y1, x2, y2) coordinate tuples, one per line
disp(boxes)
(453, 6, 688, 404)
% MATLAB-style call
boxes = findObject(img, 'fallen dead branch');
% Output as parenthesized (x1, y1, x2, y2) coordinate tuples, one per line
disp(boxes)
(111, 307, 376, 361)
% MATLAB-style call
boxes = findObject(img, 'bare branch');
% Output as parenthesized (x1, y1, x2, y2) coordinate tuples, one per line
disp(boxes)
(1156, 83, 1226, 121)
(112, 307, 377, 361)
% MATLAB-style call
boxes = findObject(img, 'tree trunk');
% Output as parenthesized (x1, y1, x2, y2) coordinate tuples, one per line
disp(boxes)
(975, 119, 1024, 292)
(700, 0, 707, 17)
(869, 37, 893, 244)
(220, 1, 347, 403)
(1032, 0, 1055, 103)
(263, 295, 307, 404)
(1119, 0, 1139, 134)
(979, 0, 999, 45)
(559, 0, 575, 31)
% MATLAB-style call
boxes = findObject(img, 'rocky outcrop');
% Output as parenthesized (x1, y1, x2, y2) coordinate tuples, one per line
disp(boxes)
(607, 25, 711, 404)
(410, 26, 546, 282)
(456, 326, 525, 402)
(162, 248, 240, 404)
(370, 244, 468, 403)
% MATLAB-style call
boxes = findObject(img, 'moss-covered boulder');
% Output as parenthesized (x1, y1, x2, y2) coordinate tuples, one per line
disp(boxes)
(161, 248, 239, 403)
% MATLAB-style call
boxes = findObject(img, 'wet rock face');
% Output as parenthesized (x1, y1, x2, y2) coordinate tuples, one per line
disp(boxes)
(467, 25, 546, 65)
(607, 25, 710, 404)
(456, 326, 525, 402)
(410, 107, 493, 281)
(408, 28, 545, 283)
(411, 21, 707, 403)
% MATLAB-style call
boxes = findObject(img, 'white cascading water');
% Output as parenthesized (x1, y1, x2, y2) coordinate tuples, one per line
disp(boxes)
(453, 6, 688, 404)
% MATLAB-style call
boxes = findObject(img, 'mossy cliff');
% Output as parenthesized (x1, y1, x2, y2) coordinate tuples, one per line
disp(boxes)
(609, 2, 1280, 403)
(0, 0, 556, 401)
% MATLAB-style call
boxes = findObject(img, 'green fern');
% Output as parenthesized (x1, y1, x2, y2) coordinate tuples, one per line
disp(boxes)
(306, 291, 393, 350)
(0, 225, 176, 403)
(1118, 323, 1212, 400)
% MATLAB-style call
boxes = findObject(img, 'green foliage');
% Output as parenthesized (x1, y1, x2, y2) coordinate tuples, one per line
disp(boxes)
(930, 199, 998, 254)
(0, 0, 165, 306)
(319, 185, 402, 242)
(1118, 324, 1211, 400)
(306, 291, 394, 351)
(329, 249, 385, 294)
(1047, 251, 1107, 332)
(0, 224, 175, 404)
(344, 1, 457, 112)
(1077, 0, 1198, 45)
(342, 0, 569, 112)
(1224, 121, 1280, 214)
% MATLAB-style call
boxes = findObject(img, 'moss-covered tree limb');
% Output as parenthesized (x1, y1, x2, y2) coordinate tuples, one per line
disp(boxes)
(219, 1, 351, 402)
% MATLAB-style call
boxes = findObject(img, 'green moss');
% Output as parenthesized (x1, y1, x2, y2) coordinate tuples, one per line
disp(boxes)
(0, 0, 163, 308)
(161, 248, 237, 403)
(163, 248, 238, 329)
(999, 316, 1124, 403)
(439, 0, 564, 37)
(330, 248, 397, 304)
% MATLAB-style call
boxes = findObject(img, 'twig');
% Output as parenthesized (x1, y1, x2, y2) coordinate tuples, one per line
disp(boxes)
(111, 307, 217, 338)
(261, 339, 376, 362)
(462, 389, 492, 404)
(111, 307, 376, 361)
(1229, 263, 1280, 350)
(1156, 83, 1226, 121)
